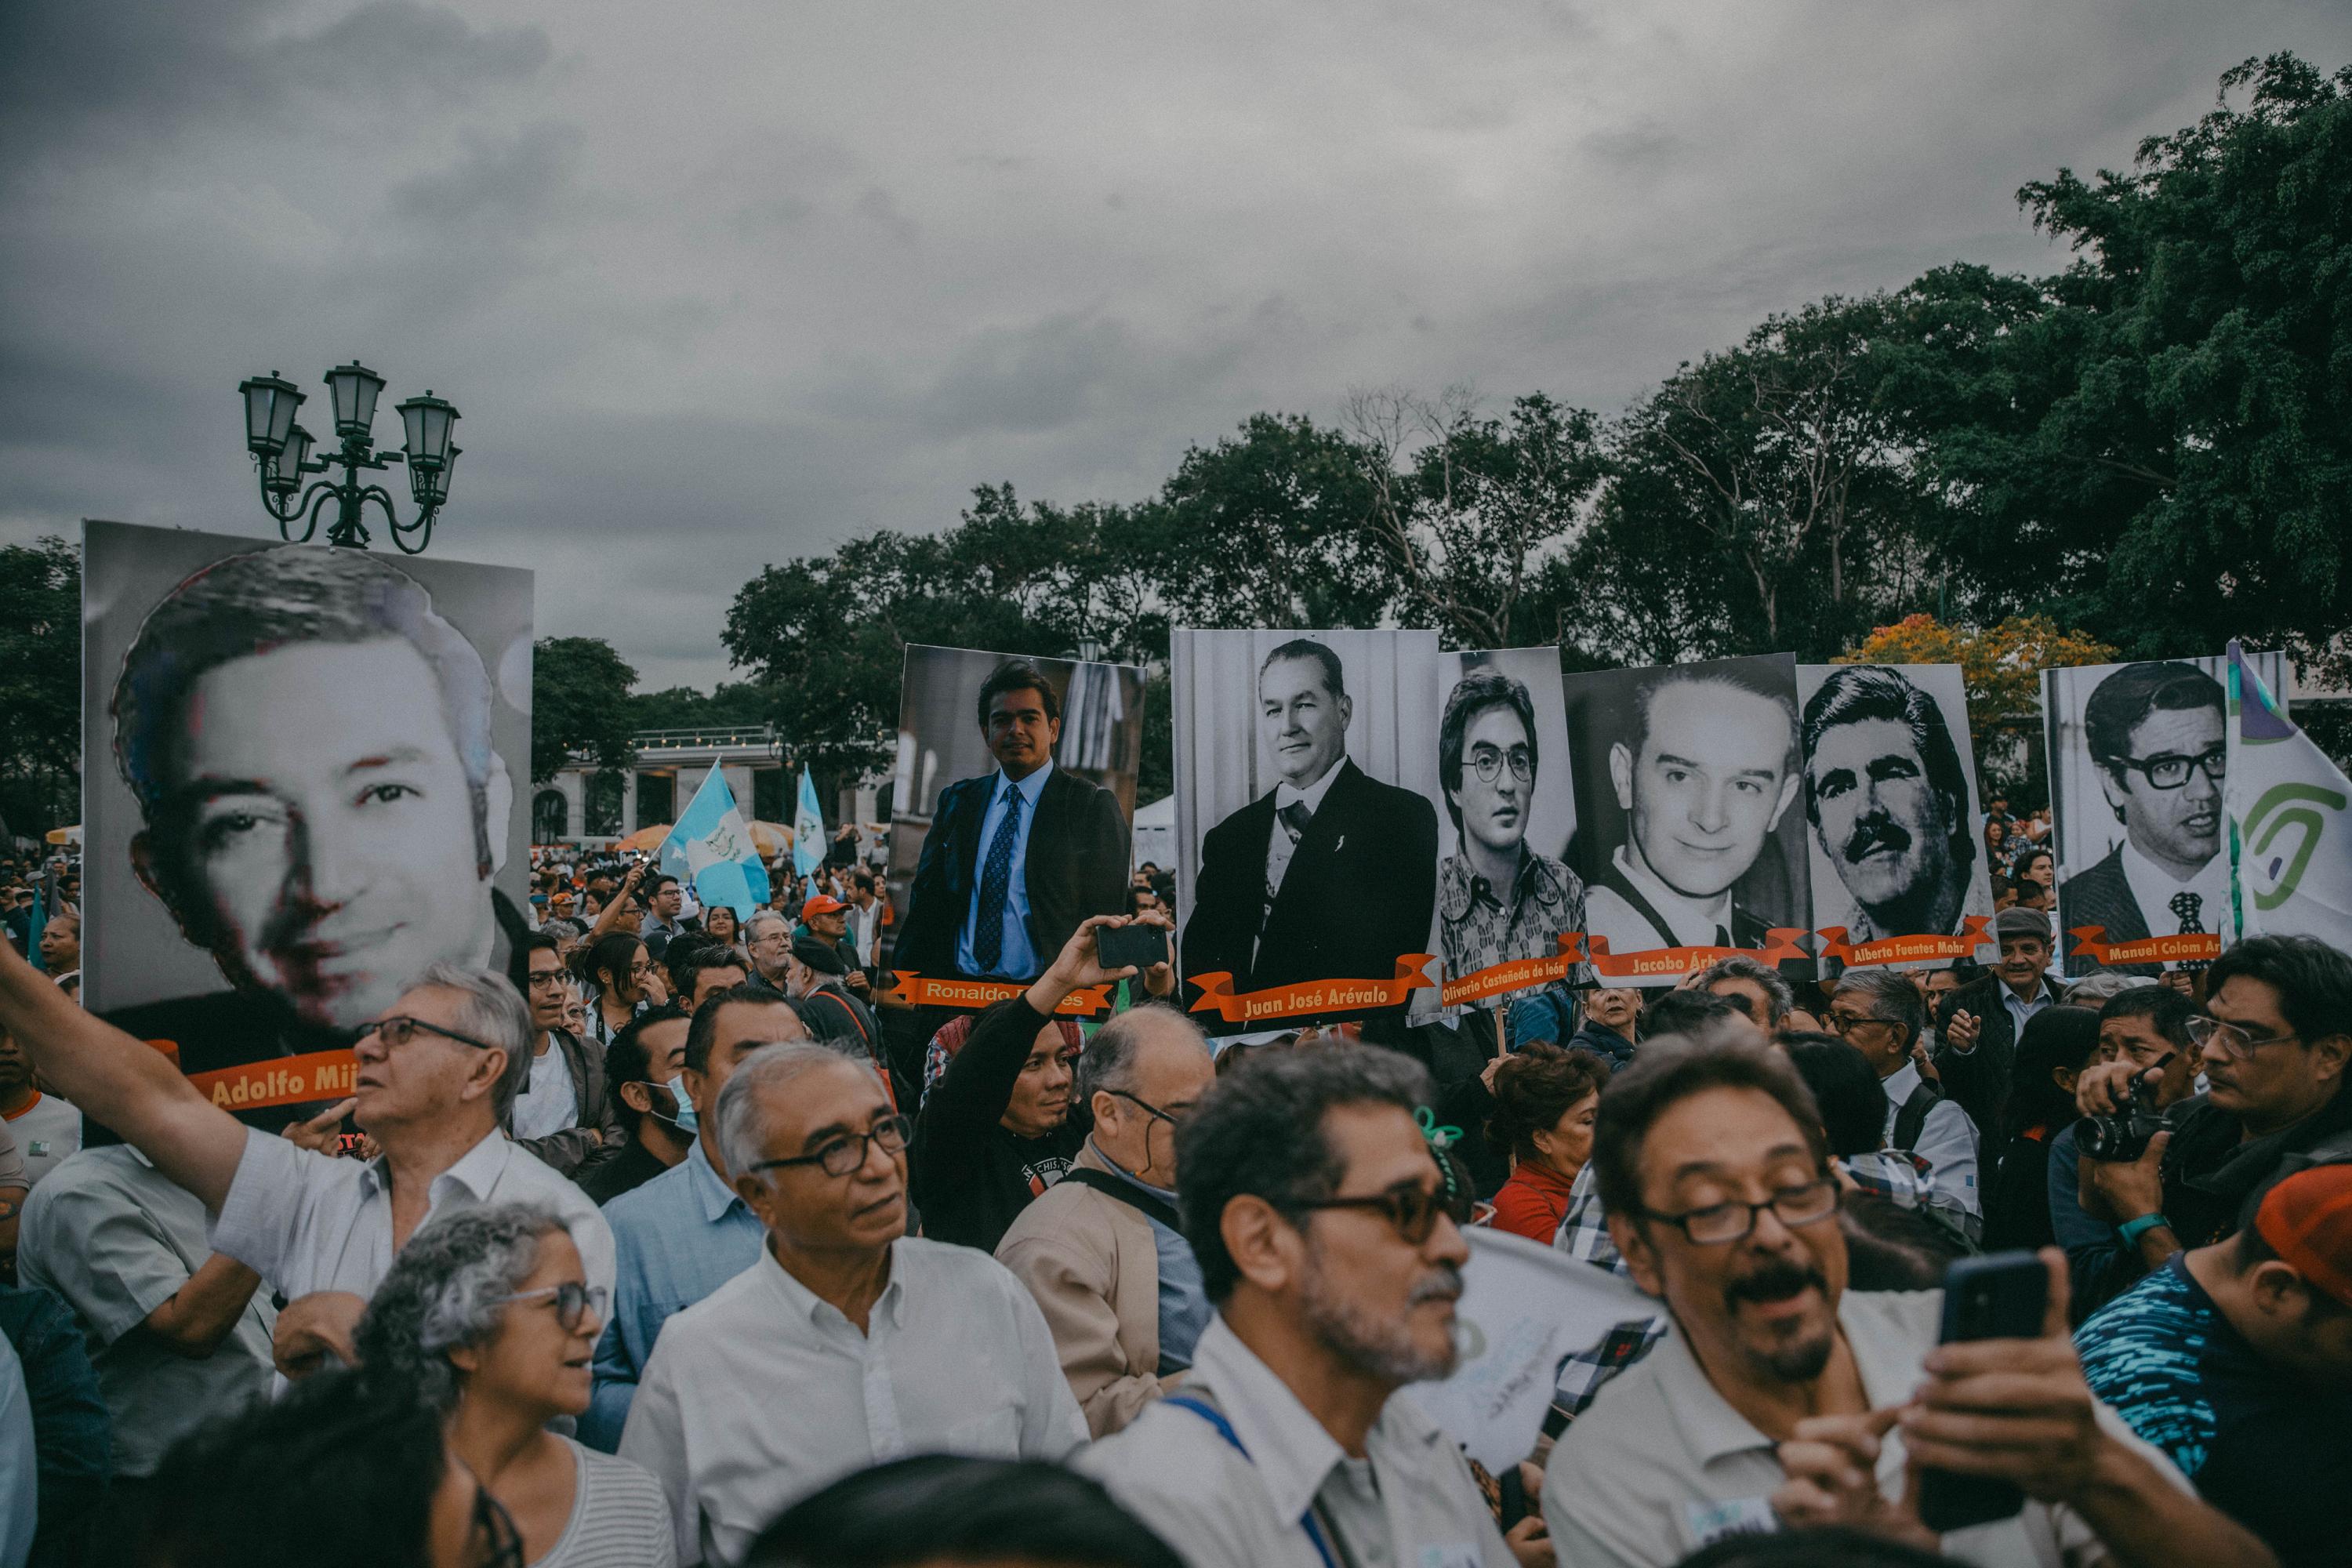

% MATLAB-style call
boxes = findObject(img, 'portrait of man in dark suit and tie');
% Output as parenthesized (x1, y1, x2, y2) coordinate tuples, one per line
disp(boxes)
(2054, 660, 2228, 977)
(894, 656, 1131, 982)
(1180, 638, 1439, 1003)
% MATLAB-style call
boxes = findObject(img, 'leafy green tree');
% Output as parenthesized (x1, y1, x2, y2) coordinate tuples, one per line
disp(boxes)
(0, 536, 80, 836)
(530, 636, 638, 784)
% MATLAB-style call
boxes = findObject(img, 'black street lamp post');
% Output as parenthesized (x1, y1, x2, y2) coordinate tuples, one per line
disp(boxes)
(238, 361, 460, 554)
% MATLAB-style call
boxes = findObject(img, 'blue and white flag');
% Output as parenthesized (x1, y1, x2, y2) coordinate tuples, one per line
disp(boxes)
(2227, 641, 2352, 948)
(661, 768, 771, 920)
(792, 768, 826, 876)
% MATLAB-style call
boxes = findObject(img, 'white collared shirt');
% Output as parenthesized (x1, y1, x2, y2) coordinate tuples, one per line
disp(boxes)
(2118, 838, 2231, 946)
(1263, 760, 1347, 899)
(1544, 1288, 2187, 1567)
(1590, 844, 1734, 953)
(1878, 1061, 1983, 1224)
(619, 1235, 1085, 1567)
(1080, 1314, 1515, 1568)
(2001, 982, 2053, 1041)
(211, 1124, 615, 1310)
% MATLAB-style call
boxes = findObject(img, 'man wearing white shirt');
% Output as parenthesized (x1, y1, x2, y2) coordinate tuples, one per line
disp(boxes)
(0, 938, 610, 1385)
(620, 1040, 1084, 1566)
(1828, 969, 1980, 1240)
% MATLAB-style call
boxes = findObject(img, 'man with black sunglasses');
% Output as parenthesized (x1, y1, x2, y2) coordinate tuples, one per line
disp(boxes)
(996, 1003, 1218, 1436)
(1543, 1032, 2263, 1568)
(0, 938, 612, 1390)
(1080, 1044, 1520, 1568)
(620, 1040, 1084, 1566)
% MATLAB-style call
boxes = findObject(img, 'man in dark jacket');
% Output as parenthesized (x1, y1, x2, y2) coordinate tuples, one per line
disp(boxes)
(1180, 640, 1439, 1012)
(510, 931, 627, 1178)
(1934, 905, 2066, 1139)
(894, 659, 1131, 985)
(912, 916, 1175, 1253)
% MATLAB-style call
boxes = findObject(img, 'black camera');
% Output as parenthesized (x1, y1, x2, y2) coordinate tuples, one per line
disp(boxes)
(2077, 1067, 2169, 1163)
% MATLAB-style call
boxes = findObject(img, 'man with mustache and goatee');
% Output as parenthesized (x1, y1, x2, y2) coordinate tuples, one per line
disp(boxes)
(1543, 1034, 2269, 1568)
(1801, 666, 1980, 949)
(1080, 1047, 1523, 1568)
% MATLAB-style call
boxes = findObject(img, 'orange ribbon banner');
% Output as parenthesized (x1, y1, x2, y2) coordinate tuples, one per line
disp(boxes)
(1440, 935, 1588, 1007)
(1819, 915, 1994, 970)
(2066, 927, 2222, 969)
(1584, 929, 1809, 982)
(1189, 955, 1437, 1026)
(884, 971, 1116, 1016)
(178, 1047, 359, 1112)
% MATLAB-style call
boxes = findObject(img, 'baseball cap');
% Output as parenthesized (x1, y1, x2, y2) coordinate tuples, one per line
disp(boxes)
(801, 894, 848, 920)
(2255, 1164, 2352, 1308)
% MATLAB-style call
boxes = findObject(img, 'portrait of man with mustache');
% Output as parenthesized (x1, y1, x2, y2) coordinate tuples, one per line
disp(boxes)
(1799, 665, 1979, 945)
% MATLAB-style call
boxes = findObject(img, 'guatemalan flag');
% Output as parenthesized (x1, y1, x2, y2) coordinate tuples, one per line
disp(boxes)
(792, 767, 826, 877)
(2227, 641, 2352, 949)
(661, 767, 771, 920)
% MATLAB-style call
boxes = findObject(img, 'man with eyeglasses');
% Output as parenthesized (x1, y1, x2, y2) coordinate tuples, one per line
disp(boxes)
(2060, 661, 2229, 978)
(503, 931, 626, 1179)
(584, 985, 808, 1450)
(0, 937, 611, 1391)
(1828, 968, 1981, 1240)
(1544, 1033, 2265, 1568)
(996, 1003, 1218, 1436)
(1436, 670, 1589, 993)
(1080, 1044, 1522, 1568)
(2069, 935, 2352, 1316)
(620, 1040, 1085, 1566)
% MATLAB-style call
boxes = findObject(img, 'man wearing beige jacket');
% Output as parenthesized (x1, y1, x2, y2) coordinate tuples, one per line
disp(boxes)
(997, 1003, 1218, 1436)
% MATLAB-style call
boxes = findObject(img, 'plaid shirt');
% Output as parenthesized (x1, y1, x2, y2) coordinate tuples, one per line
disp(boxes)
(1544, 1164, 1668, 1432)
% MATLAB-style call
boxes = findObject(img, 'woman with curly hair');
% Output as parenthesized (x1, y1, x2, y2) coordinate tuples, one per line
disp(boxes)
(1483, 1044, 1610, 1242)
(354, 1203, 673, 1567)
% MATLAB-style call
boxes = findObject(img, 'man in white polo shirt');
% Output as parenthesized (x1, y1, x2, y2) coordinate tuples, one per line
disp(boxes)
(0, 938, 608, 1382)
(1542, 1033, 2270, 1568)
(620, 1040, 1083, 1566)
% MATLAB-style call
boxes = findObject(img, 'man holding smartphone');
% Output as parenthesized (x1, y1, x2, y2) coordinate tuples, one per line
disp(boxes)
(1541, 1029, 2272, 1567)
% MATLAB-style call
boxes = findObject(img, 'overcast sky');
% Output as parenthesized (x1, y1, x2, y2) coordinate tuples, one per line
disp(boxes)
(5, 2, 2348, 691)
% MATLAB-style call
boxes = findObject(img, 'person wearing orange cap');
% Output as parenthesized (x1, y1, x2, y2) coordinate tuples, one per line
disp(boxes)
(2077, 1161, 2352, 1568)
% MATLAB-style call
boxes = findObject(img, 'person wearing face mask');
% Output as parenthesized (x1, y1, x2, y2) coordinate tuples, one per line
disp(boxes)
(583, 986, 809, 1450)
(355, 1203, 673, 1567)
(581, 1006, 693, 1207)
(910, 915, 1177, 1254)
(996, 1004, 1220, 1436)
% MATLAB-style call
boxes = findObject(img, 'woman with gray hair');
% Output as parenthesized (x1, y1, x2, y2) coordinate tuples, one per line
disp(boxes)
(355, 1203, 674, 1567)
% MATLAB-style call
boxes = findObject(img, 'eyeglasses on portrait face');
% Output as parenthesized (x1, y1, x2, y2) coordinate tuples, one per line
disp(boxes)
(363, 1015, 500, 1052)
(1635, 1177, 1838, 1244)
(498, 1280, 608, 1333)
(1298, 1177, 1470, 1246)
(1468, 744, 1534, 785)
(746, 1112, 914, 1178)
(2109, 746, 2226, 790)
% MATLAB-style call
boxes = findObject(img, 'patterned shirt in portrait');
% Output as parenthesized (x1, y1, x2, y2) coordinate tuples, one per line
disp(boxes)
(1438, 849, 1591, 987)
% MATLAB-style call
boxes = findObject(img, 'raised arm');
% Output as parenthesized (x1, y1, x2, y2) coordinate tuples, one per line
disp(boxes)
(0, 937, 249, 1210)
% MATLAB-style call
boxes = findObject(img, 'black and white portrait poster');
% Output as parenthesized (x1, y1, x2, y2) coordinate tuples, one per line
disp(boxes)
(2045, 651, 2284, 976)
(1562, 653, 1811, 986)
(884, 644, 1142, 1014)
(1797, 662, 1994, 973)
(1171, 628, 1442, 1032)
(83, 521, 534, 1131)
(1433, 648, 1592, 1007)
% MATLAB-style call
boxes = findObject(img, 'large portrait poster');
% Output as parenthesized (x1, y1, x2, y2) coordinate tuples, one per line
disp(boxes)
(1562, 653, 1811, 986)
(884, 644, 1142, 1014)
(1172, 628, 1442, 1032)
(84, 521, 534, 1131)
(1434, 648, 1592, 1007)
(1798, 662, 1994, 973)
(2045, 651, 2284, 976)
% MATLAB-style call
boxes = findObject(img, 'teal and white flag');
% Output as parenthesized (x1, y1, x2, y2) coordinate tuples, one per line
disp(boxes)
(792, 768, 826, 876)
(2227, 641, 2352, 947)
(661, 768, 771, 920)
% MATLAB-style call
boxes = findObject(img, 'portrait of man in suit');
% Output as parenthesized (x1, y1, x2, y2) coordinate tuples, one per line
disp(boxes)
(894, 657, 1131, 982)
(1800, 664, 1978, 943)
(1581, 662, 1802, 960)
(2058, 660, 2227, 976)
(1180, 638, 1438, 1003)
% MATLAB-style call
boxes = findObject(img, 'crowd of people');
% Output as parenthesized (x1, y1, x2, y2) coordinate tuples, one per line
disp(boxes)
(0, 826, 2346, 1568)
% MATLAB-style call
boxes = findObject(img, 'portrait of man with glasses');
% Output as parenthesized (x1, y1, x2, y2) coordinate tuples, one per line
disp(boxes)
(2056, 659, 2230, 976)
(1435, 668, 1591, 990)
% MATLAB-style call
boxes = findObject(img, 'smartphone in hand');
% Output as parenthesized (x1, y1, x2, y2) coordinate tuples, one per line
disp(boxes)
(1917, 1250, 2049, 1534)
(1095, 923, 1170, 975)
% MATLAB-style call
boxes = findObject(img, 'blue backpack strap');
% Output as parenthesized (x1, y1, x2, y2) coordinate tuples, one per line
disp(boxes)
(1163, 1394, 1345, 1568)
